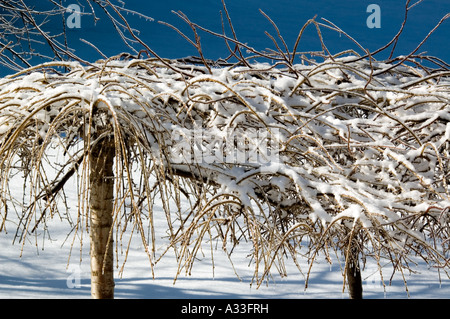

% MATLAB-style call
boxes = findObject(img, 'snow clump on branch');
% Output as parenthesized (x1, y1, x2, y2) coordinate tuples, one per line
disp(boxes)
(0, 54, 448, 287)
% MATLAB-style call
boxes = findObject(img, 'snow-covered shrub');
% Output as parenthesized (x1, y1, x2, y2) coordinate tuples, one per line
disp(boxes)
(0, 51, 448, 294)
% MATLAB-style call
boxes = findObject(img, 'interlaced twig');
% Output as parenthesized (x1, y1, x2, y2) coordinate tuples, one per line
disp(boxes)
(0, 0, 448, 297)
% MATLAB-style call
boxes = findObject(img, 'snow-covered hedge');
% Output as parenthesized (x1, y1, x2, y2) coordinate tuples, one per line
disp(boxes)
(0, 54, 448, 289)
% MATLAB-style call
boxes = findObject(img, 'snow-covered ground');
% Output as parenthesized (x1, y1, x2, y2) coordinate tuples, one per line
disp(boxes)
(0, 196, 448, 299)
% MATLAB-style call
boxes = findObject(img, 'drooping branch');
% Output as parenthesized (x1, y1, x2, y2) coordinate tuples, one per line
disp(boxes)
(0, 1, 448, 298)
(0, 50, 448, 293)
(0, 0, 154, 72)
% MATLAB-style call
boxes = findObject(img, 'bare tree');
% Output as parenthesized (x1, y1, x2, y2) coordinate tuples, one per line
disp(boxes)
(0, 0, 154, 299)
(0, 0, 448, 299)
(0, 0, 152, 72)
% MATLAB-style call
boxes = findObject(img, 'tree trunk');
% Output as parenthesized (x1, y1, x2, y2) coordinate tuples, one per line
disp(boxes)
(346, 248, 363, 299)
(89, 137, 115, 299)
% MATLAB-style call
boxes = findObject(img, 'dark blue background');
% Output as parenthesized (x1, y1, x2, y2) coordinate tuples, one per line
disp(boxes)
(73, 0, 449, 61)
(2, 0, 449, 74)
